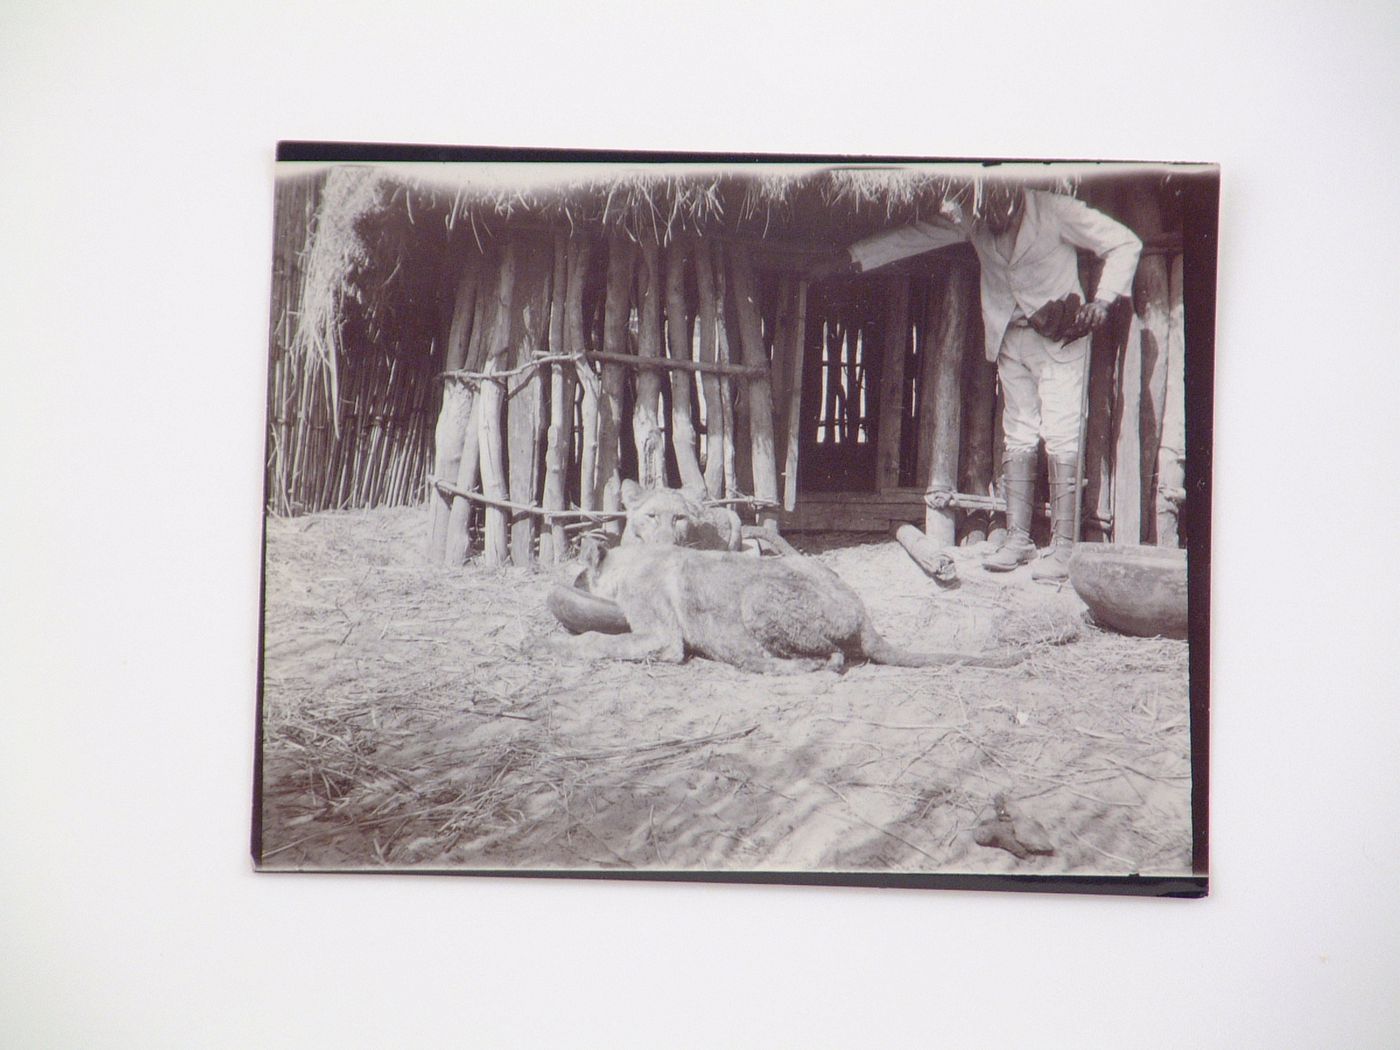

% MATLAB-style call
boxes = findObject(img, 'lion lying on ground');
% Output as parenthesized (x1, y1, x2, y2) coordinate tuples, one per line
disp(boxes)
(553, 538, 1022, 675)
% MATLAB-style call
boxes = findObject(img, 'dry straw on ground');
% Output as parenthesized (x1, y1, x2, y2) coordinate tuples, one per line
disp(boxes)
(258, 506, 1191, 876)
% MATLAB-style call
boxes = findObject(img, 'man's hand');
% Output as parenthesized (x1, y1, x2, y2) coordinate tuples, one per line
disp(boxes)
(1077, 298, 1113, 329)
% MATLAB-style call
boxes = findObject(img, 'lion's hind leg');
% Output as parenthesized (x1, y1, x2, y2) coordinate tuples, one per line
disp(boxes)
(738, 573, 856, 660)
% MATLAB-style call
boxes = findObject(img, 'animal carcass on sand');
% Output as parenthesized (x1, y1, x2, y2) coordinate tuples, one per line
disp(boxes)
(554, 540, 1023, 675)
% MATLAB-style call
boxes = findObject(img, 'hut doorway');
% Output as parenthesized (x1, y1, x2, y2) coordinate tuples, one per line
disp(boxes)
(787, 249, 991, 538)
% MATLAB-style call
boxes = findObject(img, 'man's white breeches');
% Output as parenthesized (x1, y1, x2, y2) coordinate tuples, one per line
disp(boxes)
(997, 326, 1089, 458)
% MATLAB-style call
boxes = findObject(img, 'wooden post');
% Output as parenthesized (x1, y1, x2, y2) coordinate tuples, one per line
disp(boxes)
(634, 237, 666, 489)
(665, 237, 705, 493)
(694, 236, 729, 498)
(564, 237, 592, 510)
(1123, 185, 1171, 544)
(923, 262, 973, 545)
(876, 274, 910, 493)
(444, 245, 508, 565)
(597, 228, 635, 519)
(959, 336, 997, 545)
(916, 275, 942, 483)
(540, 233, 570, 565)
(506, 235, 553, 566)
(1113, 311, 1144, 545)
(1157, 252, 1187, 546)
(428, 250, 483, 561)
(768, 276, 794, 478)
(474, 242, 518, 566)
(728, 243, 779, 527)
(1082, 306, 1121, 543)
(478, 364, 509, 566)
(720, 274, 747, 497)
(783, 280, 809, 512)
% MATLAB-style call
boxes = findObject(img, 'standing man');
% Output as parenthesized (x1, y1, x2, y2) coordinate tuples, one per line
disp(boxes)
(828, 179, 1142, 581)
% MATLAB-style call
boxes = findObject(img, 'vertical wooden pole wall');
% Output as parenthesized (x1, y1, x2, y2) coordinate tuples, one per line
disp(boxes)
(875, 274, 910, 493)
(665, 239, 706, 493)
(427, 251, 481, 561)
(634, 239, 666, 489)
(694, 237, 727, 499)
(922, 262, 973, 545)
(477, 241, 518, 567)
(597, 229, 636, 518)
(782, 280, 808, 512)
(506, 235, 553, 566)
(540, 233, 571, 565)
(1157, 253, 1187, 546)
(728, 244, 780, 527)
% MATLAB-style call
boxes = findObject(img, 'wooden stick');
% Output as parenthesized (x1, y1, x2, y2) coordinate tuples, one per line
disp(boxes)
(440, 244, 501, 562)
(598, 228, 636, 519)
(478, 361, 509, 566)
(665, 238, 706, 493)
(634, 237, 666, 489)
(1124, 186, 1172, 545)
(783, 280, 808, 512)
(922, 262, 972, 545)
(958, 333, 997, 545)
(507, 235, 553, 566)
(876, 274, 910, 492)
(1157, 251, 1187, 546)
(433, 479, 626, 522)
(477, 243, 518, 566)
(1113, 311, 1144, 545)
(728, 243, 780, 527)
(540, 232, 571, 564)
(694, 236, 728, 498)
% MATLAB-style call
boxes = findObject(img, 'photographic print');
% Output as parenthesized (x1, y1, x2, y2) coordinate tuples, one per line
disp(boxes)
(255, 145, 1215, 896)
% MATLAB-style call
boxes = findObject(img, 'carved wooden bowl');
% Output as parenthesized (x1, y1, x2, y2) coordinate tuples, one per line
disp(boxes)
(1068, 544, 1189, 640)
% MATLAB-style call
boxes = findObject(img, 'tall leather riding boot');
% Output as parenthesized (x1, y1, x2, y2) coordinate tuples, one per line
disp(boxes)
(1032, 452, 1079, 582)
(984, 449, 1038, 572)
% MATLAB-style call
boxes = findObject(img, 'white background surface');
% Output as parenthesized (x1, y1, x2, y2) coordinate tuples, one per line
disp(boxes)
(3, 2, 1397, 1047)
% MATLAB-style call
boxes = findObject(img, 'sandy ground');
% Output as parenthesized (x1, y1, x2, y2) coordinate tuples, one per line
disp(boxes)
(257, 506, 1193, 878)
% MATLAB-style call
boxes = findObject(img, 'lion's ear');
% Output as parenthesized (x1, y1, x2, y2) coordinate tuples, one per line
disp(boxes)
(620, 479, 646, 509)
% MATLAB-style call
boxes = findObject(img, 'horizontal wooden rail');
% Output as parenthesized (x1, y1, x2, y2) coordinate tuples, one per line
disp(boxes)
(443, 350, 770, 385)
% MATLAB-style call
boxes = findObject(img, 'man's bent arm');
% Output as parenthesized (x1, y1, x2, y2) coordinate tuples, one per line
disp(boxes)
(1053, 196, 1142, 302)
(847, 220, 968, 273)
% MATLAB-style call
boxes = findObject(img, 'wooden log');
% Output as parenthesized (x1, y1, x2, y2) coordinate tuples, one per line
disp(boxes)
(475, 242, 519, 565)
(916, 275, 942, 482)
(782, 280, 809, 512)
(1123, 184, 1171, 544)
(894, 523, 958, 585)
(574, 237, 601, 512)
(876, 274, 910, 492)
(506, 235, 553, 566)
(429, 253, 483, 545)
(1081, 302, 1122, 542)
(665, 237, 706, 493)
(540, 232, 571, 565)
(478, 365, 509, 566)
(597, 228, 636, 519)
(1113, 311, 1144, 545)
(728, 243, 780, 527)
(922, 262, 973, 545)
(720, 273, 746, 497)
(1157, 251, 1187, 546)
(634, 237, 666, 489)
(444, 245, 505, 565)
(958, 327, 997, 545)
(694, 236, 729, 498)
(768, 276, 794, 471)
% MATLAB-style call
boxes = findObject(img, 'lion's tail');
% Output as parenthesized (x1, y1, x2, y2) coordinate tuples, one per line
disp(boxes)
(860, 624, 1023, 669)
